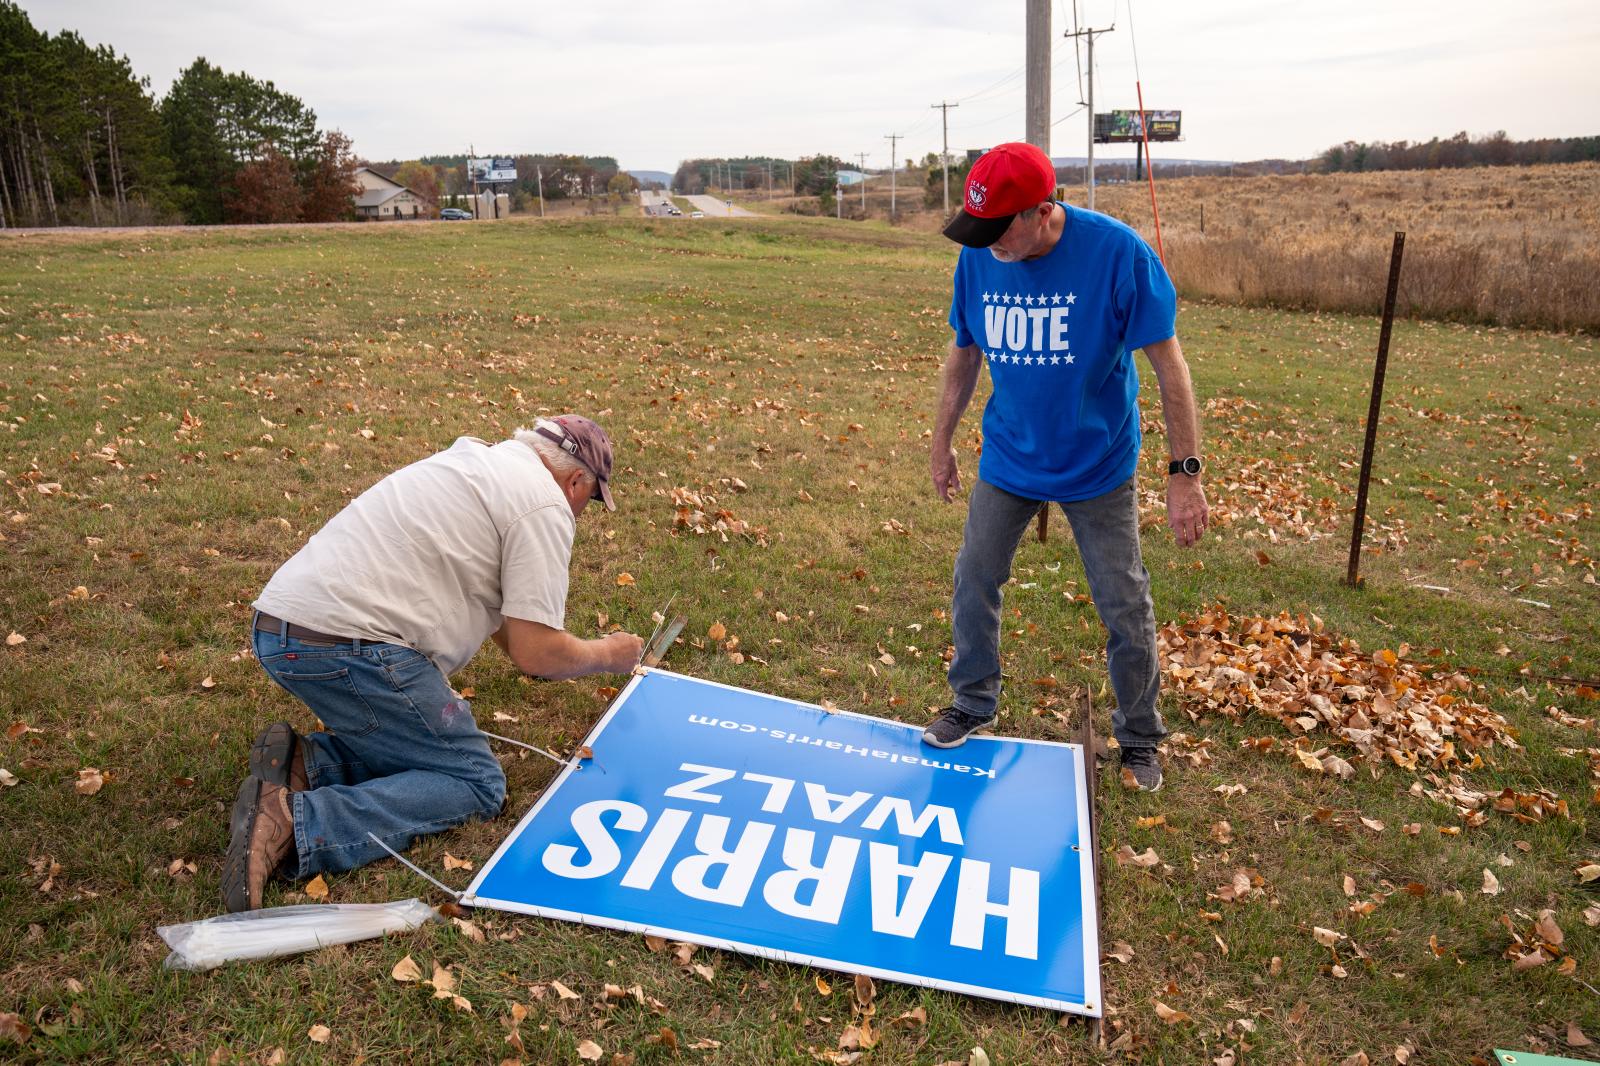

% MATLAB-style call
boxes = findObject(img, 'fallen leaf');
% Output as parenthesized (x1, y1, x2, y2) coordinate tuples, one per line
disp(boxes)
(615, 573, 635, 587)
(576, 1040, 604, 1061)
(74, 768, 104, 796)
(852, 973, 875, 1007)
(1360, 817, 1386, 833)
(1287, 1000, 1310, 1025)
(304, 874, 329, 900)
(1339, 1053, 1369, 1066)
(1136, 814, 1167, 829)
(1481, 869, 1500, 896)
(646, 1028, 679, 1051)
(0, 1012, 30, 1043)
(452, 916, 486, 942)
(1115, 845, 1162, 869)
(391, 955, 423, 983)
(1576, 863, 1600, 883)
(1570, 1023, 1593, 1048)
(691, 963, 714, 983)
(1343, 875, 1357, 897)
(1154, 1002, 1192, 1025)
(307, 1024, 331, 1044)
(442, 853, 475, 871)
(890, 1006, 927, 1028)
(1211, 820, 1233, 844)
(550, 979, 580, 1000)
(1107, 941, 1135, 963)
(643, 935, 667, 952)
(815, 975, 832, 996)
(200, 675, 216, 690)
(4, 632, 24, 646)
(687, 1038, 722, 1050)
(969, 1049, 992, 1066)
(1583, 904, 1600, 927)
(430, 963, 456, 993)
(708, 622, 727, 641)
(1513, 949, 1548, 971)
(0, 768, 17, 787)
(1534, 910, 1565, 947)
(1313, 927, 1345, 948)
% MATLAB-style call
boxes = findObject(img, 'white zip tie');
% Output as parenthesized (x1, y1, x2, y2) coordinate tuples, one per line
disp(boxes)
(365, 832, 462, 900)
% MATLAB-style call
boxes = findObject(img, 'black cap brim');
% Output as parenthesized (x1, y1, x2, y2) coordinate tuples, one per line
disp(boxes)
(942, 209, 1016, 248)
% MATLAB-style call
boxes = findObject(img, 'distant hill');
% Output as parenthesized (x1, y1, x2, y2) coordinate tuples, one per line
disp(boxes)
(628, 169, 674, 188)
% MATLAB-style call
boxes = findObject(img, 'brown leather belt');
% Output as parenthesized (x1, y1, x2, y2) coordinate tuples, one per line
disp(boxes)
(253, 612, 355, 645)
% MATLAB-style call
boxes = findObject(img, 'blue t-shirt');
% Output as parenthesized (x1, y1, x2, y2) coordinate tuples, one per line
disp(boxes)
(948, 204, 1177, 502)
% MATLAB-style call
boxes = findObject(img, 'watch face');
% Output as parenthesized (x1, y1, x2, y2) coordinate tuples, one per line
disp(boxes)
(1181, 456, 1202, 476)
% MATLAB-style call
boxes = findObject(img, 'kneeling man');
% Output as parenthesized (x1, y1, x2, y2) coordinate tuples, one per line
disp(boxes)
(226, 416, 643, 911)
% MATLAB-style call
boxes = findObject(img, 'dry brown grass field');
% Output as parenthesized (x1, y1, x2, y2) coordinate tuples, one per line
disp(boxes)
(749, 162, 1600, 333)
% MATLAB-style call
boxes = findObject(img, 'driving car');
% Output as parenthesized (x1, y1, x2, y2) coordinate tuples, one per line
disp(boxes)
(690, 211, 704, 218)
(440, 207, 472, 220)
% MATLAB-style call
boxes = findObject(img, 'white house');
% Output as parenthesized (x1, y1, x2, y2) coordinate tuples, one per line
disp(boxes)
(352, 167, 432, 220)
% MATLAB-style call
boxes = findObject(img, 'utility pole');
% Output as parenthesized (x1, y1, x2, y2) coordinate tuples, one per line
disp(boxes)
(856, 152, 868, 211)
(931, 101, 959, 214)
(884, 133, 900, 219)
(766, 159, 773, 199)
(1025, 0, 1050, 151)
(469, 144, 479, 220)
(536, 164, 545, 217)
(1064, 24, 1113, 211)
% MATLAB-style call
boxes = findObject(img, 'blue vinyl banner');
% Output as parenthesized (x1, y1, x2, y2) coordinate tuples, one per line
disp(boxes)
(464, 669, 1102, 1015)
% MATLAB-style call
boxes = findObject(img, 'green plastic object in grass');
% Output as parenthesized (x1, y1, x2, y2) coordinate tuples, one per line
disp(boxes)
(1495, 1051, 1600, 1066)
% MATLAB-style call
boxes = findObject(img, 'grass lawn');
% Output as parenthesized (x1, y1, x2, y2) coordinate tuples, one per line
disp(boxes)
(0, 214, 1596, 1064)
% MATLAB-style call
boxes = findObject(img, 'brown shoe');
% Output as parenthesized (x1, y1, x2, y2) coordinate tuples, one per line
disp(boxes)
(221, 776, 296, 913)
(250, 721, 309, 793)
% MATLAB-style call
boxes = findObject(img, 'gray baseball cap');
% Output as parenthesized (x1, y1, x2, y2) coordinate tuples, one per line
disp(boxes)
(535, 415, 616, 510)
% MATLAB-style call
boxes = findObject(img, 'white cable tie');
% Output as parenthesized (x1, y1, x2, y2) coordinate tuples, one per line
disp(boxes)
(365, 832, 462, 900)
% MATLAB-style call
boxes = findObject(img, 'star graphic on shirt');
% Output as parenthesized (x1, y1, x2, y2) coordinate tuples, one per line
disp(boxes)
(1064, 354, 1076, 364)
(1050, 293, 1062, 305)
(1023, 294, 1035, 306)
(981, 291, 992, 303)
(1065, 292, 1077, 305)
(1004, 292, 1016, 305)
(1022, 354, 1034, 366)
(1050, 354, 1061, 365)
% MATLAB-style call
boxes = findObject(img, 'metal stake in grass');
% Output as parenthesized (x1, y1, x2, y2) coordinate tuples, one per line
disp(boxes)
(1346, 231, 1406, 587)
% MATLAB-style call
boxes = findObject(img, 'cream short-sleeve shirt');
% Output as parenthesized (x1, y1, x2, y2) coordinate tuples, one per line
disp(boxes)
(254, 437, 573, 676)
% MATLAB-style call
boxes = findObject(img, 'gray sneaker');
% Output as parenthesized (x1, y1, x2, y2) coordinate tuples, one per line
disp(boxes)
(1119, 746, 1163, 792)
(922, 707, 994, 749)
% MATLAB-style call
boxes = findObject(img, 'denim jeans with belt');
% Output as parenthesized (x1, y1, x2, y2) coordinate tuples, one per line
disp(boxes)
(948, 476, 1167, 748)
(251, 620, 506, 877)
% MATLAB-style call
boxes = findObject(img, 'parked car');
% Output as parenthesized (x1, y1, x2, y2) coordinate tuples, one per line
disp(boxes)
(690, 211, 705, 218)
(440, 208, 473, 220)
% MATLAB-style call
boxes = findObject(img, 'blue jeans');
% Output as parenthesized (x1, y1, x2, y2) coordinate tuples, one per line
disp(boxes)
(251, 620, 506, 878)
(948, 477, 1167, 748)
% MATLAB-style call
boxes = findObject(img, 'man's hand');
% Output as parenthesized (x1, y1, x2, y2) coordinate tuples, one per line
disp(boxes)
(596, 631, 645, 672)
(931, 444, 961, 502)
(1167, 476, 1210, 548)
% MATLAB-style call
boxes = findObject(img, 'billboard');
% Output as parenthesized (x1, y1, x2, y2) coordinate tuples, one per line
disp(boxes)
(468, 157, 517, 183)
(1094, 110, 1182, 144)
(464, 668, 1103, 1016)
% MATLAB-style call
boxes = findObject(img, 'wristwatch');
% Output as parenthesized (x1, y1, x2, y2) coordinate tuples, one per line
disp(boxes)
(1168, 456, 1203, 476)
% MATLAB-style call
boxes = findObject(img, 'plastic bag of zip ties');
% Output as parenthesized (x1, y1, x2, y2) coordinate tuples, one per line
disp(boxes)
(158, 898, 439, 971)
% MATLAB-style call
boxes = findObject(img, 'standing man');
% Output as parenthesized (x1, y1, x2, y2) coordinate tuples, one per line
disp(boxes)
(225, 416, 644, 912)
(924, 142, 1209, 792)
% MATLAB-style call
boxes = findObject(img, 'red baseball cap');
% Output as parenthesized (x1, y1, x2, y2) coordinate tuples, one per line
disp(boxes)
(942, 142, 1058, 248)
(535, 415, 616, 510)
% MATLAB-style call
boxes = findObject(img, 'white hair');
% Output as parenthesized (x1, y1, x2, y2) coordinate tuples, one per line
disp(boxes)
(513, 425, 594, 485)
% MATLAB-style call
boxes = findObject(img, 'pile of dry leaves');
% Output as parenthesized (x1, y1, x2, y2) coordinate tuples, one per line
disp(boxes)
(1158, 605, 1521, 775)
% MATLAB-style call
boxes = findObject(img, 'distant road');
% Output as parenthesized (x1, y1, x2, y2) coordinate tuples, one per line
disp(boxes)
(638, 190, 676, 217)
(682, 194, 754, 218)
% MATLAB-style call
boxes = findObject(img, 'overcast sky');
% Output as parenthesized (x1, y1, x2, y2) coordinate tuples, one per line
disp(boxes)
(30, 0, 1600, 171)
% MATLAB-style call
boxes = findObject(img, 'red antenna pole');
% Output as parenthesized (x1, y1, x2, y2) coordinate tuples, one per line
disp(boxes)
(1134, 81, 1166, 267)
